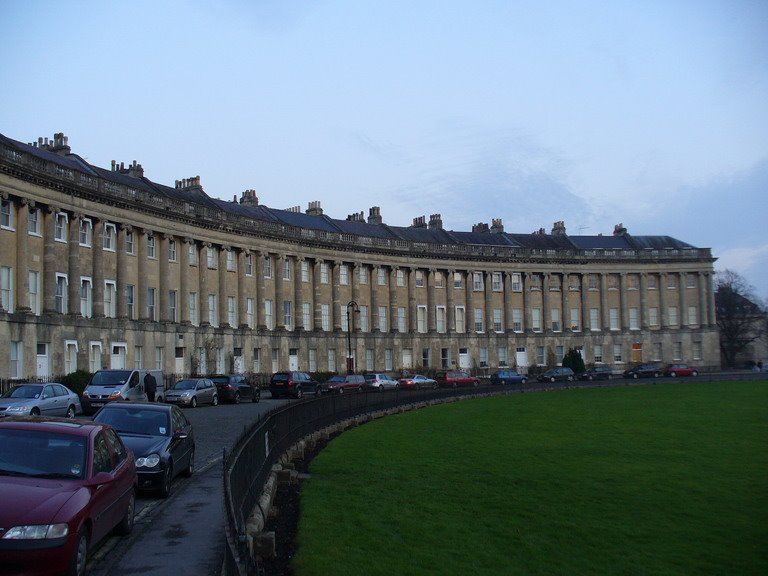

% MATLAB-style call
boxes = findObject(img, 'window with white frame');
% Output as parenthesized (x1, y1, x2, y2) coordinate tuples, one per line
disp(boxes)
(629, 307, 639, 330)
(366, 349, 374, 371)
(613, 343, 622, 363)
(227, 250, 236, 272)
(328, 349, 336, 372)
(168, 239, 177, 262)
(79, 218, 92, 247)
(147, 287, 156, 321)
(415, 270, 424, 288)
(532, 308, 542, 332)
(649, 307, 659, 326)
(264, 299, 273, 329)
(283, 300, 293, 330)
(0, 266, 12, 312)
(692, 341, 702, 360)
(55, 274, 68, 313)
(511, 273, 522, 292)
(673, 341, 682, 360)
(479, 347, 489, 368)
(1, 199, 13, 229)
(551, 308, 561, 332)
(125, 230, 134, 254)
(134, 345, 143, 369)
(55, 213, 68, 241)
(169, 290, 178, 323)
(402, 349, 413, 369)
(653, 342, 663, 361)
(435, 271, 444, 288)
(252, 348, 261, 373)
(609, 308, 619, 330)
(396, 269, 405, 287)
(28, 271, 40, 315)
(536, 346, 545, 365)
(80, 277, 92, 318)
(247, 298, 255, 328)
(308, 348, 317, 372)
(667, 274, 678, 289)
(570, 308, 580, 331)
(208, 294, 218, 326)
(10, 340, 23, 379)
(687, 305, 698, 326)
(302, 302, 311, 329)
(64, 341, 78, 373)
(493, 309, 503, 333)
(207, 246, 217, 269)
(189, 292, 198, 325)
(339, 264, 349, 285)
(28, 208, 40, 235)
(687, 275, 697, 289)
(359, 266, 368, 285)
(228, 296, 237, 326)
(188, 242, 197, 265)
(301, 260, 309, 282)
(321, 304, 330, 331)
(473, 272, 484, 291)
(436, 306, 446, 333)
(588, 274, 599, 290)
(271, 348, 279, 373)
(147, 235, 156, 259)
(359, 305, 369, 332)
(245, 253, 253, 276)
(607, 274, 619, 290)
(647, 274, 657, 289)
(377, 268, 387, 285)
(668, 306, 678, 326)
(512, 308, 523, 332)
(126, 284, 134, 319)
(594, 344, 603, 363)
(385, 349, 393, 371)
(102, 223, 116, 251)
(397, 307, 406, 332)
(341, 305, 350, 332)
(282, 258, 291, 280)
(320, 263, 329, 284)
(89, 342, 102, 373)
(549, 275, 562, 291)
(156, 347, 164, 370)
(498, 347, 508, 367)
(474, 308, 484, 333)
(455, 306, 466, 333)
(378, 306, 388, 332)
(492, 272, 503, 292)
(104, 281, 116, 318)
(453, 272, 463, 289)
(417, 305, 427, 333)
(556, 345, 564, 365)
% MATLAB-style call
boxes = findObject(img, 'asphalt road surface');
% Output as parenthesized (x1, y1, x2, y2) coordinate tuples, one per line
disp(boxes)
(87, 395, 290, 576)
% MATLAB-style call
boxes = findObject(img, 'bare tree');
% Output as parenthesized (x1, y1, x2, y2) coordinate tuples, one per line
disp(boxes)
(715, 270, 767, 368)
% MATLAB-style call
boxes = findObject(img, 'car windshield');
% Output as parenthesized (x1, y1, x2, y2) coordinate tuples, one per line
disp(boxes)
(173, 380, 198, 390)
(210, 377, 228, 384)
(2, 384, 44, 399)
(95, 408, 170, 436)
(364, 374, 377, 381)
(327, 376, 345, 383)
(0, 429, 86, 479)
(90, 370, 132, 386)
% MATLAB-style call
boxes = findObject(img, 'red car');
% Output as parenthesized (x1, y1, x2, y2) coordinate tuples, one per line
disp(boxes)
(435, 370, 480, 388)
(0, 416, 137, 576)
(663, 363, 699, 377)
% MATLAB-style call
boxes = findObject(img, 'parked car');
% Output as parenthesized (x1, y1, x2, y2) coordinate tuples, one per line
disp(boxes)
(325, 374, 366, 394)
(435, 370, 480, 388)
(164, 378, 218, 408)
(490, 370, 528, 385)
(0, 416, 137, 576)
(93, 402, 195, 498)
(0, 382, 82, 418)
(209, 374, 261, 403)
(577, 365, 614, 381)
(363, 373, 400, 391)
(269, 371, 321, 398)
(537, 367, 575, 382)
(398, 374, 438, 390)
(623, 362, 664, 379)
(82, 369, 165, 413)
(663, 363, 699, 377)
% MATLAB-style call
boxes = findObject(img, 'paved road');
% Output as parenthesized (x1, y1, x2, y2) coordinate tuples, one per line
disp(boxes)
(87, 396, 290, 576)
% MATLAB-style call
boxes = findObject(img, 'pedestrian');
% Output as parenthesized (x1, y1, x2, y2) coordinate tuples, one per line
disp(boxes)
(144, 372, 157, 402)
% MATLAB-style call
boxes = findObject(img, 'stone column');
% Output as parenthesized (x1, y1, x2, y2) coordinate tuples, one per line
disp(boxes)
(179, 238, 191, 324)
(389, 266, 399, 332)
(503, 272, 513, 332)
(659, 272, 668, 328)
(698, 272, 707, 327)
(313, 259, 324, 331)
(523, 272, 532, 332)
(447, 269, 455, 332)
(256, 251, 266, 329)
(679, 272, 687, 327)
(294, 257, 304, 331)
(427, 268, 436, 332)
(238, 249, 248, 328)
(542, 273, 550, 332)
(465, 271, 474, 331)
(580, 273, 589, 332)
(273, 255, 285, 330)
(137, 229, 150, 320)
(408, 267, 417, 332)
(15, 199, 31, 312)
(219, 246, 230, 327)
(158, 233, 170, 322)
(600, 273, 609, 331)
(332, 261, 341, 331)
(562, 273, 569, 330)
(67, 213, 82, 315)
(199, 242, 210, 325)
(640, 272, 648, 329)
(707, 272, 717, 326)
(484, 271, 493, 333)
(43, 207, 58, 313)
(90, 218, 104, 318)
(619, 272, 628, 330)
(371, 266, 380, 332)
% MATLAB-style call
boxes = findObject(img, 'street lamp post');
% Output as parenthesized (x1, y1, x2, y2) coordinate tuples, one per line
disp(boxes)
(346, 300, 359, 374)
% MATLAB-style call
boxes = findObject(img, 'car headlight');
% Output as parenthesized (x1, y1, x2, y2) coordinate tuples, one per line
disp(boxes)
(136, 453, 161, 468)
(5, 405, 30, 413)
(108, 391, 123, 399)
(2, 524, 69, 540)
(180, 392, 192, 398)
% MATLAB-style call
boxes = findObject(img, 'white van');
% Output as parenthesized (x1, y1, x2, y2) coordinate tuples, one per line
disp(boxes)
(83, 369, 165, 413)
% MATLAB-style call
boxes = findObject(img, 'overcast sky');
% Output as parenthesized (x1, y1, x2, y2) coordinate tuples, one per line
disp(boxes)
(2, 0, 767, 298)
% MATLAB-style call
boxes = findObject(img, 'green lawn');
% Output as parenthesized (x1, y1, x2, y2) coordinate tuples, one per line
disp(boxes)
(294, 381, 768, 575)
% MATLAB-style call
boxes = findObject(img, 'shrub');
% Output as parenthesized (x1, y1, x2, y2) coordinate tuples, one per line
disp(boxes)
(562, 348, 586, 374)
(61, 370, 93, 395)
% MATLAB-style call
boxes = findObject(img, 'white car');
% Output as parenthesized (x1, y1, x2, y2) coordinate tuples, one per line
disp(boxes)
(363, 373, 400, 391)
(0, 382, 82, 418)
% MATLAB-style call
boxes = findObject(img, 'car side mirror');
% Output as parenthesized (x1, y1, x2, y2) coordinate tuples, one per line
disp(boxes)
(88, 471, 115, 486)
(173, 431, 188, 440)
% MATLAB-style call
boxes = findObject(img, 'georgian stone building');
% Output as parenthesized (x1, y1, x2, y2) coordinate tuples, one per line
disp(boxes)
(0, 132, 719, 380)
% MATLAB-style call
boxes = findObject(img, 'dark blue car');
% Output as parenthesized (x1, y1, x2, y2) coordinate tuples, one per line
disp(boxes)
(490, 369, 528, 385)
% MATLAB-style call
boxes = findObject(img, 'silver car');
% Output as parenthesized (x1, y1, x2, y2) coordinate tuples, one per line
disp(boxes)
(0, 383, 82, 418)
(164, 379, 218, 408)
(363, 373, 400, 391)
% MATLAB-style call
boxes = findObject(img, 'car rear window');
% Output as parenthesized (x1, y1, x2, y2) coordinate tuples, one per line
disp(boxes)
(272, 373, 289, 382)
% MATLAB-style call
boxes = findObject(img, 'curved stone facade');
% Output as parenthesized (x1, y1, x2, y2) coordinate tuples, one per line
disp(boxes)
(0, 132, 719, 380)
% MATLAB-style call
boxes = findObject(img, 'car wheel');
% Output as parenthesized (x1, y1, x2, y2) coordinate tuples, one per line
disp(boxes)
(692, 371, 698, 377)
(30, 407, 41, 416)
(568, 376, 574, 381)
(588, 375, 594, 381)
(253, 389, 261, 402)
(295, 387, 303, 399)
(160, 463, 173, 498)
(607, 374, 612, 380)
(190, 396, 198, 408)
(654, 372, 661, 378)
(182, 448, 195, 478)
(67, 526, 89, 576)
(212, 394, 219, 406)
(633, 373, 639, 379)
(234, 392, 241, 404)
(66, 405, 77, 418)
(338, 387, 344, 394)
(521, 378, 527, 385)
(115, 491, 135, 536)
(549, 377, 556, 383)
(378, 384, 384, 392)
(670, 372, 677, 378)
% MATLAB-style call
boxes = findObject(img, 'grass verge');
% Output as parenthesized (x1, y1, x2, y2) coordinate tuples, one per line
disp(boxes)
(294, 381, 768, 575)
